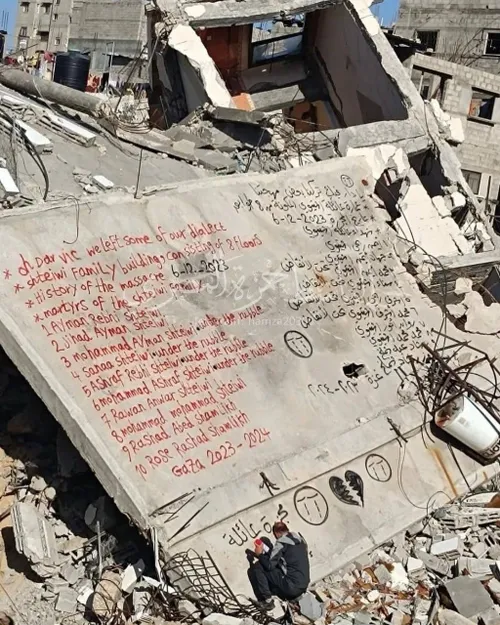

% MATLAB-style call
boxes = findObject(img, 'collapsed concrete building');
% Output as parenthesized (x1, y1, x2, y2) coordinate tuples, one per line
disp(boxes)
(3, 0, 500, 614)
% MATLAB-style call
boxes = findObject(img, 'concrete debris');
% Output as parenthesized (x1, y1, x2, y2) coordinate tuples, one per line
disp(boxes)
(55, 587, 78, 613)
(206, 105, 267, 127)
(445, 577, 494, 619)
(92, 175, 115, 191)
(122, 559, 146, 593)
(11, 501, 59, 576)
(168, 25, 234, 109)
(0, 168, 20, 198)
(91, 569, 122, 620)
(428, 99, 465, 145)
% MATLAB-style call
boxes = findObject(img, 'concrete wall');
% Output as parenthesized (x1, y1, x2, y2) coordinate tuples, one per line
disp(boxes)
(395, 0, 500, 75)
(14, 0, 72, 54)
(412, 53, 500, 205)
(312, 3, 408, 127)
(0, 156, 496, 594)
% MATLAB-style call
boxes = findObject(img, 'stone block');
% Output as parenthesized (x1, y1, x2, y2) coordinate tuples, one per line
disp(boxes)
(11, 502, 58, 574)
(55, 587, 78, 613)
(298, 592, 323, 621)
(438, 608, 477, 625)
(487, 578, 500, 602)
(121, 559, 146, 593)
(479, 607, 500, 625)
(203, 614, 243, 625)
(445, 576, 494, 619)
(417, 550, 450, 575)
(431, 536, 463, 559)
(194, 148, 237, 172)
(457, 558, 496, 580)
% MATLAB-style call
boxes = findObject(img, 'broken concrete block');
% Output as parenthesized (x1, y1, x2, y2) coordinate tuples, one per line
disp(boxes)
(45, 486, 56, 502)
(487, 578, 500, 602)
(367, 590, 380, 602)
(458, 557, 496, 580)
(416, 550, 450, 575)
(390, 562, 409, 591)
(374, 564, 392, 586)
(314, 146, 335, 161)
(407, 557, 425, 578)
(194, 148, 237, 172)
(0, 168, 20, 197)
(438, 609, 477, 625)
(431, 536, 463, 559)
(179, 599, 197, 617)
(92, 569, 122, 620)
(472, 543, 489, 559)
(55, 587, 78, 613)
(207, 105, 266, 127)
(11, 502, 58, 575)
(445, 576, 494, 619)
(30, 475, 47, 493)
(121, 559, 146, 593)
(60, 561, 82, 585)
(298, 592, 323, 621)
(432, 195, 451, 217)
(92, 175, 114, 190)
(203, 614, 243, 625)
(479, 607, 500, 625)
(72, 167, 91, 177)
(454, 277, 473, 296)
(451, 191, 466, 209)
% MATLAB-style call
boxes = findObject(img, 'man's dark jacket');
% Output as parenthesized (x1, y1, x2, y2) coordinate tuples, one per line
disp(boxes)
(258, 532, 310, 592)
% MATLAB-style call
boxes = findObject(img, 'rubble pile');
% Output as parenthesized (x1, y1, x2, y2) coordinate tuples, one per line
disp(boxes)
(309, 489, 500, 625)
(160, 105, 321, 174)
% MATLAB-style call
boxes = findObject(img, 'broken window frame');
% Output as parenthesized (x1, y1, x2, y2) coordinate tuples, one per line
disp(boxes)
(415, 29, 439, 51)
(469, 89, 496, 121)
(485, 31, 500, 56)
(462, 169, 481, 195)
(250, 16, 305, 67)
(19, 26, 28, 37)
(41, 2, 51, 13)
(21, 2, 29, 12)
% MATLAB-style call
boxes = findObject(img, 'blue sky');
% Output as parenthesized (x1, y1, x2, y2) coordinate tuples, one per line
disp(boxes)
(374, 0, 400, 26)
(2, 0, 400, 52)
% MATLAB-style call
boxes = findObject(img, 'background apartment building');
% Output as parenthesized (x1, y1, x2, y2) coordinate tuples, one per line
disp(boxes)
(395, 0, 500, 74)
(394, 1, 500, 232)
(13, 0, 146, 79)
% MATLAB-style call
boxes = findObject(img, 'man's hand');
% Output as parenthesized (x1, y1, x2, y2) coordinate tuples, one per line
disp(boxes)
(254, 541, 264, 555)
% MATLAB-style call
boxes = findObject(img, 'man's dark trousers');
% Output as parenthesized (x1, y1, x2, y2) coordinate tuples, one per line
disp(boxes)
(248, 562, 304, 601)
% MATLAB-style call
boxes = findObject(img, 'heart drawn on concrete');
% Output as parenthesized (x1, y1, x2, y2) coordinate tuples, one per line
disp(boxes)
(329, 470, 364, 507)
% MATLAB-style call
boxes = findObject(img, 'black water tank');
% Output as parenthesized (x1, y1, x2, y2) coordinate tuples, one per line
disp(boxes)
(53, 51, 90, 92)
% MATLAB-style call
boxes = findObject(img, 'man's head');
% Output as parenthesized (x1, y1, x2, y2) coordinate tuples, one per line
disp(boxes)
(272, 521, 289, 539)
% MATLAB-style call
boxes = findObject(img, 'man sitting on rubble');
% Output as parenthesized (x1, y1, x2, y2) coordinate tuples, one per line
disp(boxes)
(246, 522, 310, 610)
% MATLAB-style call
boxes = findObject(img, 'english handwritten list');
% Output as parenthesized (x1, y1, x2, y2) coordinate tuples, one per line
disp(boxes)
(0, 161, 435, 511)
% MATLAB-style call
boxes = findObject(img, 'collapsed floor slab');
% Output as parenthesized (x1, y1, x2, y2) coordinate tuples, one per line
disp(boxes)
(0, 156, 497, 596)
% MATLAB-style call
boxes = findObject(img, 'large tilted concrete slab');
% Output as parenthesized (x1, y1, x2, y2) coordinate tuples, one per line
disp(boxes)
(0, 157, 496, 593)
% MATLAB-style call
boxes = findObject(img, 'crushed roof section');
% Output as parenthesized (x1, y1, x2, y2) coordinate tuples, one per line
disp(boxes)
(155, 0, 343, 27)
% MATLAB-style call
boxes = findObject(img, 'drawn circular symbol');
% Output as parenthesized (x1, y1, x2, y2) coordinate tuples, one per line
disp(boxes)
(365, 454, 392, 483)
(284, 331, 313, 359)
(341, 174, 354, 188)
(293, 487, 329, 526)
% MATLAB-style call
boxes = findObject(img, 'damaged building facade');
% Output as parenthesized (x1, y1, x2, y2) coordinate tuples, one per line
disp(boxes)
(391, 2, 500, 241)
(4, 0, 500, 619)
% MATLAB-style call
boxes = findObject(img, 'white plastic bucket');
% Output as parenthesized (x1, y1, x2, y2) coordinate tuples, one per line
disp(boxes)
(436, 395, 500, 458)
